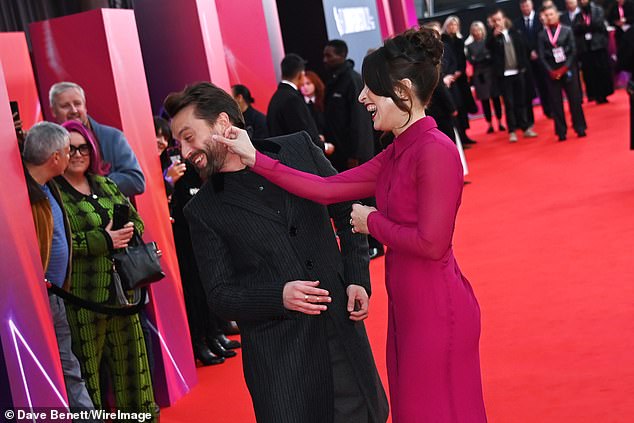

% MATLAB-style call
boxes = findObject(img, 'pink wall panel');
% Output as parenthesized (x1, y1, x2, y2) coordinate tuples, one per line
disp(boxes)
(134, 0, 231, 114)
(30, 9, 196, 406)
(376, 0, 395, 39)
(0, 33, 43, 130)
(215, 0, 278, 110)
(390, 0, 419, 33)
(0, 64, 68, 409)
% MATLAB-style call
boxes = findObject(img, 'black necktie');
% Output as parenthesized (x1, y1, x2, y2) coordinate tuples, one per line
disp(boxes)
(525, 18, 531, 30)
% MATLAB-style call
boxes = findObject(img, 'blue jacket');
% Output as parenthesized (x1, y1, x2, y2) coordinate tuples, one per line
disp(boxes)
(88, 116, 145, 197)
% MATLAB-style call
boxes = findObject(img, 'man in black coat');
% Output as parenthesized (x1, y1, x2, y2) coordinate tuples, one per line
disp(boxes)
(487, 8, 539, 142)
(515, 0, 553, 119)
(562, 0, 581, 26)
(323, 40, 374, 172)
(538, 4, 587, 141)
(573, 0, 614, 103)
(165, 82, 388, 423)
(232, 84, 269, 139)
(267, 54, 323, 149)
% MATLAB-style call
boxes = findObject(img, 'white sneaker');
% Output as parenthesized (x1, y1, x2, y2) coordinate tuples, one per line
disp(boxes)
(524, 127, 538, 138)
(509, 132, 518, 142)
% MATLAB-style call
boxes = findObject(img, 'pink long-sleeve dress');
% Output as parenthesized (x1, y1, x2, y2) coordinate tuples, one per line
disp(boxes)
(252, 117, 487, 422)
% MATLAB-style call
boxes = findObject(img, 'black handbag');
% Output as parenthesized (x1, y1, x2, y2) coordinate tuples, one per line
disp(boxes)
(112, 232, 165, 290)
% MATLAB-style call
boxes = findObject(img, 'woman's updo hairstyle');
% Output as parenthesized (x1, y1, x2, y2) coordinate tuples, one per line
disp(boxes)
(362, 27, 443, 124)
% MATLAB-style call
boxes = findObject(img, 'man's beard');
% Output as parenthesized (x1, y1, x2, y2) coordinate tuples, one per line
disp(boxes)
(197, 142, 228, 180)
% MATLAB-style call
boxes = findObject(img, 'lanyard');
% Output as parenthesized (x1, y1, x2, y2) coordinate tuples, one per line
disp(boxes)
(582, 12, 591, 25)
(619, 6, 625, 20)
(546, 25, 562, 47)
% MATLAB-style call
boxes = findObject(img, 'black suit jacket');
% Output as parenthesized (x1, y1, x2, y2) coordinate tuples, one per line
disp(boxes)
(183, 133, 388, 423)
(267, 83, 322, 149)
(538, 25, 577, 72)
(515, 13, 544, 54)
(561, 9, 580, 26)
(487, 27, 530, 77)
(573, 4, 609, 52)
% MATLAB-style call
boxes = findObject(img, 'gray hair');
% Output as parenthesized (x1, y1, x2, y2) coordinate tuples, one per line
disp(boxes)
(22, 122, 69, 165)
(49, 82, 86, 107)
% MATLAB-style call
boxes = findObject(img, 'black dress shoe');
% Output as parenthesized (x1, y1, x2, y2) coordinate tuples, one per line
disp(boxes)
(223, 320, 240, 335)
(487, 126, 494, 134)
(193, 341, 225, 366)
(558, 135, 567, 141)
(577, 131, 587, 138)
(207, 337, 237, 358)
(462, 138, 477, 145)
(498, 123, 506, 131)
(217, 333, 241, 350)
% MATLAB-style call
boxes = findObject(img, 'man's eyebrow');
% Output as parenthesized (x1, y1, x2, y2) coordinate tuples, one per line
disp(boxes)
(177, 126, 191, 137)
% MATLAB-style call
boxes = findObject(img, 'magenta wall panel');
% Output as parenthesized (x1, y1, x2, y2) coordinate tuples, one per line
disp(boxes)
(215, 0, 278, 110)
(389, 0, 418, 33)
(135, 0, 232, 114)
(376, 0, 396, 38)
(0, 64, 68, 409)
(29, 9, 196, 406)
(0, 33, 43, 130)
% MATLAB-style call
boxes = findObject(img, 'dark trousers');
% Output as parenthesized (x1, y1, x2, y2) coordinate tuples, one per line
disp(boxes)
(546, 68, 587, 137)
(481, 97, 503, 122)
(580, 48, 614, 101)
(326, 318, 369, 423)
(502, 74, 530, 132)
(530, 58, 553, 117)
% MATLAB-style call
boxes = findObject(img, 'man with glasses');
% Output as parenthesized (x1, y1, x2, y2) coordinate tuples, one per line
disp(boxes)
(48, 81, 145, 197)
(22, 122, 96, 414)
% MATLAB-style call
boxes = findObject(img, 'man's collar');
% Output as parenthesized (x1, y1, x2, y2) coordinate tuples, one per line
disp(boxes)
(525, 10, 535, 20)
(281, 80, 298, 91)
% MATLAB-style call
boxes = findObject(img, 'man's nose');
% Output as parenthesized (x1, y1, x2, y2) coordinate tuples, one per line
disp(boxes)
(181, 145, 192, 159)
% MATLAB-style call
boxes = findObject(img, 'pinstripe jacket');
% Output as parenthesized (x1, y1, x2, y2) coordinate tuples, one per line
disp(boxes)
(184, 132, 388, 423)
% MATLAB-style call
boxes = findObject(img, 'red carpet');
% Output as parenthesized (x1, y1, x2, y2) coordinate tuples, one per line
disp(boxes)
(161, 90, 634, 422)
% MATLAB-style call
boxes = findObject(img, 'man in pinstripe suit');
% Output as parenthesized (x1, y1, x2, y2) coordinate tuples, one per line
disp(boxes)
(164, 82, 388, 423)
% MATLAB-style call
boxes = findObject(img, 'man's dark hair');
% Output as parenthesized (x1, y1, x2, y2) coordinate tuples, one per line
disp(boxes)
(326, 39, 348, 58)
(540, 3, 557, 12)
(232, 84, 255, 104)
(488, 7, 505, 18)
(163, 82, 245, 129)
(281, 53, 306, 80)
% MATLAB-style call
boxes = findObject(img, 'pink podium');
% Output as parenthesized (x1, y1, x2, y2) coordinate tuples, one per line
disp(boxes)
(30, 9, 197, 406)
(0, 64, 68, 410)
(135, 0, 280, 113)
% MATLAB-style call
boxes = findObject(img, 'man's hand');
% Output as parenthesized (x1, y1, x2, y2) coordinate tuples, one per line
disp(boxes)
(530, 50, 538, 61)
(346, 284, 369, 321)
(350, 203, 377, 235)
(283, 280, 331, 315)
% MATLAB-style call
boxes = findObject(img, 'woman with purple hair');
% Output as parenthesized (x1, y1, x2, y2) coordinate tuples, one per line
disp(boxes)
(55, 120, 157, 418)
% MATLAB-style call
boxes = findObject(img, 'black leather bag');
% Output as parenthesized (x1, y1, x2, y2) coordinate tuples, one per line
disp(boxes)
(112, 233, 165, 290)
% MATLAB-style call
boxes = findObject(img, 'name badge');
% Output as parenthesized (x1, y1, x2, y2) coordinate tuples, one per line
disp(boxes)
(585, 33, 593, 41)
(553, 47, 566, 64)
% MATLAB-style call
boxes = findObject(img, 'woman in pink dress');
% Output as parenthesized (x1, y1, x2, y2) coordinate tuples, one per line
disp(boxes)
(218, 27, 487, 422)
